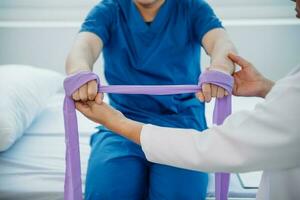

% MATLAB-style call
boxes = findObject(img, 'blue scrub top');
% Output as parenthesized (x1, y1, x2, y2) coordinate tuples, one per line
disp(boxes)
(80, 0, 223, 131)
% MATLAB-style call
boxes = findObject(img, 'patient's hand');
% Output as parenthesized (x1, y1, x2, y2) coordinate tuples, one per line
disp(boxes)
(72, 80, 104, 104)
(197, 28, 236, 103)
(228, 53, 274, 98)
(75, 100, 125, 128)
(196, 81, 229, 103)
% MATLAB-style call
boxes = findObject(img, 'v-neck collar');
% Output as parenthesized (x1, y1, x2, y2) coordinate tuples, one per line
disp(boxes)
(129, 0, 171, 33)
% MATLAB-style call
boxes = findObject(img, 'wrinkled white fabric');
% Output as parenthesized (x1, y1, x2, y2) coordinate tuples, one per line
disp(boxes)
(0, 65, 63, 151)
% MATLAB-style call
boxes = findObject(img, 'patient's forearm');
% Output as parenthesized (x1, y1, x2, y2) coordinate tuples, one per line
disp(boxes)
(65, 32, 103, 75)
(202, 29, 237, 74)
(210, 37, 236, 74)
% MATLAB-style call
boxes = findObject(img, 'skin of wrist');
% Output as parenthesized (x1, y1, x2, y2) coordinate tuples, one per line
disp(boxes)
(209, 64, 234, 75)
(259, 79, 275, 98)
(66, 66, 91, 75)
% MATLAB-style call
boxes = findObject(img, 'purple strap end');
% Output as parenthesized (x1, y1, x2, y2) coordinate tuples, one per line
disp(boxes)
(199, 70, 233, 200)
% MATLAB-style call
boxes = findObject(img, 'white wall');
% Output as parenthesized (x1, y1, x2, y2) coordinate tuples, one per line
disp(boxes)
(0, 0, 296, 20)
(0, 20, 299, 81)
(202, 20, 300, 80)
(0, 0, 299, 81)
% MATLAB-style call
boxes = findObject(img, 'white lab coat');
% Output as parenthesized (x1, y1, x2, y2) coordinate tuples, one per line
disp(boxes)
(140, 67, 300, 200)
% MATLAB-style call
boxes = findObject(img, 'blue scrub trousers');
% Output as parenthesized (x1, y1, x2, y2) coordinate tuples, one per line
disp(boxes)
(85, 128, 208, 200)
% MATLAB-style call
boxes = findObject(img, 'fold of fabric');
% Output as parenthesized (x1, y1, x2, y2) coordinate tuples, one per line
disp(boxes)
(63, 70, 233, 200)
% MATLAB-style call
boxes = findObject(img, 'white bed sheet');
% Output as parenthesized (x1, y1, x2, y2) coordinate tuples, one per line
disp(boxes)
(0, 93, 262, 200)
(0, 93, 96, 200)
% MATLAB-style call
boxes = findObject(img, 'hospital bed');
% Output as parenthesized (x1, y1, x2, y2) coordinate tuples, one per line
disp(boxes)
(0, 92, 262, 200)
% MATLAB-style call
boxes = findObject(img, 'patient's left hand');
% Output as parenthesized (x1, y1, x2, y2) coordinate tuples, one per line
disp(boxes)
(75, 101, 125, 127)
(196, 83, 228, 103)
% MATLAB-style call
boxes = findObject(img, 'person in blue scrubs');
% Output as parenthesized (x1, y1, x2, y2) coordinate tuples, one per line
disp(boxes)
(65, 0, 237, 199)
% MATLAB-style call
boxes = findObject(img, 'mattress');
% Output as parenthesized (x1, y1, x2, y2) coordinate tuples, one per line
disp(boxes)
(0, 93, 262, 200)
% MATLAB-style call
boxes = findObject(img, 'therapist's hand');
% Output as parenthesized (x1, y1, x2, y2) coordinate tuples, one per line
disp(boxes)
(228, 53, 274, 98)
(295, 0, 300, 18)
(71, 80, 104, 104)
(75, 100, 124, 127)
(75, 101, 143, 144)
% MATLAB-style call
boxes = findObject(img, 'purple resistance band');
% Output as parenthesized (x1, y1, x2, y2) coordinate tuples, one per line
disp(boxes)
(63, 70, 233, 200)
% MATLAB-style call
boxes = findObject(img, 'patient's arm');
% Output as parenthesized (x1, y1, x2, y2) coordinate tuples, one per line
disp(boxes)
(202, 29, 236, 74)
(65, 32, 104, 104)
(197, 28, 237, 102)
(75, 53, 275, 144)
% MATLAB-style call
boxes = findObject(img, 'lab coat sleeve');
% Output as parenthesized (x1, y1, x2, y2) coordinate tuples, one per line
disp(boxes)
(140, 71, 300, 173)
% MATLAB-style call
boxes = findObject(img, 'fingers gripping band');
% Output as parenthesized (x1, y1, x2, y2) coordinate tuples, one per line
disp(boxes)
(63, 70, 233, 200)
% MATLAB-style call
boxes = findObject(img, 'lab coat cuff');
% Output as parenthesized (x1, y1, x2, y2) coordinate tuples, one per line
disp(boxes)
(140, 124, 160, 162)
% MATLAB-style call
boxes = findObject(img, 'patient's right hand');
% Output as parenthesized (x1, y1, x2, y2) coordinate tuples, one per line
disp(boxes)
(228, 53, 274, 98)
(72, 80, 103, 104)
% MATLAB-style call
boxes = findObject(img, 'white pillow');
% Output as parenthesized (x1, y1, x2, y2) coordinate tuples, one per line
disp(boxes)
(0, 65, 64, 151)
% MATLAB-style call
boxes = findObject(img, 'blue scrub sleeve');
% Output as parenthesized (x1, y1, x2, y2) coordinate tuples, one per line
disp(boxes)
(191, 0, 223, 45)
(80, 1, 116, 45)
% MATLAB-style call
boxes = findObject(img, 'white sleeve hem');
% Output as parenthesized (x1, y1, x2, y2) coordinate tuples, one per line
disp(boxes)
(140, 124, 156, 161)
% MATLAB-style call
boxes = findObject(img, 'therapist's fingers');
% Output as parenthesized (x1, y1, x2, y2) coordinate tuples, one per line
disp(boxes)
(202, 83, 212, 102)
(75, 101, 91, 116)
(95, 93, 104, 105)
(228, 53, 252, 69)
(72, 90, 80, 101)
(79, 84, 88, 102)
